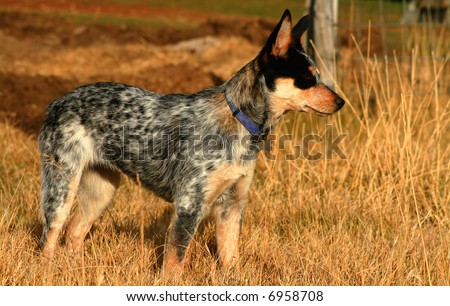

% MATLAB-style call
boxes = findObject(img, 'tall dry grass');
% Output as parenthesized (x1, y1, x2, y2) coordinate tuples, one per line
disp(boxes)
(0, 24, 449, 285)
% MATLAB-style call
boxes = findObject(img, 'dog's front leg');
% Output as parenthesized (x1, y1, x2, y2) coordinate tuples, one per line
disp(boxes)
(214, 175, 253, 270)
(163, 204, 204, 274)
(214, 201, 243, 270)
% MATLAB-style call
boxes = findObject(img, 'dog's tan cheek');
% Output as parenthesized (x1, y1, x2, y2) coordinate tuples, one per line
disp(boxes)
(269, 78, 306, 115)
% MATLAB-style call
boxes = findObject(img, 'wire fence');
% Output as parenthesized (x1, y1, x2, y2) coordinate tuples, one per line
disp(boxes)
(302, 1, 447, 102)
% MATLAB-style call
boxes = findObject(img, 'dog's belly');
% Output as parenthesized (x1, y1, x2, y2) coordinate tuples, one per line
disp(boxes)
(97, 126, 202, 203)
(113, 158, 176, 203)
(96, 120, 210, 204)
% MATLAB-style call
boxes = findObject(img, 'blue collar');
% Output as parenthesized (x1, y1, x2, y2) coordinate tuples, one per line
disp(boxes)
(224, 91, 267, 143)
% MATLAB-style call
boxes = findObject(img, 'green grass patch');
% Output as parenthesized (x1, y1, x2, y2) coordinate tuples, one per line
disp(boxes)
(42, 10, 198, 30)
(57, 12, 195, 29)
(99, 0, 405, 21)
(106, 0, 306, 18)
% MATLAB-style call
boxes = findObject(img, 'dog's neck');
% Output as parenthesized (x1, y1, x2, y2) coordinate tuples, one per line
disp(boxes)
(224, 59, 273, 135)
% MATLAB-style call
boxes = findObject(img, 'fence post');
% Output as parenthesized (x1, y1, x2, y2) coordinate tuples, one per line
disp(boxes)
(304, 0, 339, 89)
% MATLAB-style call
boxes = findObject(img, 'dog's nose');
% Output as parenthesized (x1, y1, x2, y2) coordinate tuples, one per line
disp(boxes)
(335, 97, 345, 109)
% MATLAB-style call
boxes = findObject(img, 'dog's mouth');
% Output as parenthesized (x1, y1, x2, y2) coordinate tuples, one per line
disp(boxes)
(302, 105, 334, 116)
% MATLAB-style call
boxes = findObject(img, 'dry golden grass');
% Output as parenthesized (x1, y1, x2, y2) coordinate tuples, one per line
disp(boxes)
(0, 25, 449, 286)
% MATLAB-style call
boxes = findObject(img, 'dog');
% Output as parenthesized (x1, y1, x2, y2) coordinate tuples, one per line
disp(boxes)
(38, 9, 344, 273)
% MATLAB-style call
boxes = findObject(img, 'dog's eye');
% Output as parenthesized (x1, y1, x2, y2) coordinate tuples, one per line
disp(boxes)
(304, 73, 314, 80)
(307, 66, 316, 79)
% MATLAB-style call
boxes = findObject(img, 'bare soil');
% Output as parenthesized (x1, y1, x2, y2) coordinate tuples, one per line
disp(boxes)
(0, 1, 276, 134)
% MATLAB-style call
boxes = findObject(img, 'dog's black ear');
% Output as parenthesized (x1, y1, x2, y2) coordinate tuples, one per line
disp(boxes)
(291, 15, 310, 47)
(261, 9, 292, 60)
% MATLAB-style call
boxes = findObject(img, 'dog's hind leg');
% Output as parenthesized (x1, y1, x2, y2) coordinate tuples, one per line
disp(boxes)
(65, 165, 120, 253)
(39, 159, 84, 258)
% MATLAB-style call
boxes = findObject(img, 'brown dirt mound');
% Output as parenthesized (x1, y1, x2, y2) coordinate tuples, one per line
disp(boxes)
(0, 7, 274, 134)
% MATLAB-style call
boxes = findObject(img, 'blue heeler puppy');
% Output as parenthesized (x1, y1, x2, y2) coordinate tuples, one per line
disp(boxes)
(38, 9, 344, 273)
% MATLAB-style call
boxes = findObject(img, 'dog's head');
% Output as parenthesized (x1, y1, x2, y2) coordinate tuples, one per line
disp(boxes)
(259, 9, 345, 116)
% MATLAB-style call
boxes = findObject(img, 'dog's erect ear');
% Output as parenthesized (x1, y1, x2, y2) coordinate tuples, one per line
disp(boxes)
(262, 9, 292, 59)
(291, 15, 310, 47)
